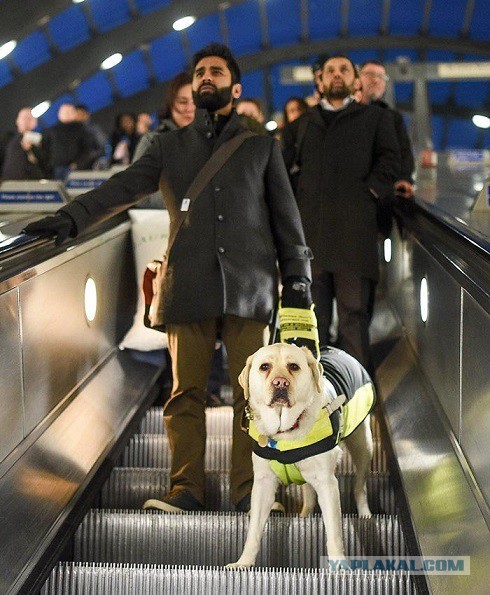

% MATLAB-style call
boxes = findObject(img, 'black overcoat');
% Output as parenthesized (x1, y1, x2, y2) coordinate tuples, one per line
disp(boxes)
(60, 109, 312, 324)
(282, 102, 400, 281)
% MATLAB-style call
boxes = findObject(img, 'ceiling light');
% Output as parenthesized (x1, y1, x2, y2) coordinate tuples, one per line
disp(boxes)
(265, 120, 278, 132)
(32, 101, 51, 118)
(173, 16, 196, 31)
(0, 40, 17, 60)
(472, 114, 490, 129)
(73, 0, 85, 3)
(101, 53, 122, 70)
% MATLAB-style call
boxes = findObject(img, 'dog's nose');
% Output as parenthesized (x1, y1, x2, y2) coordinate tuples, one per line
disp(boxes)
(272, 377, 289, 389)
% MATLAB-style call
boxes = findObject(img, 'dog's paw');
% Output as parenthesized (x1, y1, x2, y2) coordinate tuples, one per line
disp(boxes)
(226, 562, 254, 570)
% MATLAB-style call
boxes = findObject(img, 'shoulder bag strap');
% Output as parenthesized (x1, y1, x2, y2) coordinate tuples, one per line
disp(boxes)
(166, 129, 255, 256)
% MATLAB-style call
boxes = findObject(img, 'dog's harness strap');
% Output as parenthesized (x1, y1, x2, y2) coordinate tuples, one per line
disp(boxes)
(325, 393, 346, 416)
(253, 434, 339, 465)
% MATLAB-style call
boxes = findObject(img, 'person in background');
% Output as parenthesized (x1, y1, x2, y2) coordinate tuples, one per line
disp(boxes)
(75, 104, 108, 169)
(110, 112, 139, 165)
(283, 97, 308, 125)
(44, 103, 99, 180)
(282, 55, 400, 379)
(235, 97, 265, 123)
(136, 112, 154, 135)
(1, 107, 50, 180)
(235, 97, 268, 135)
(132, 71, 195, 163)
(359, 60, 415, 201)
(23, 42, 313, 514)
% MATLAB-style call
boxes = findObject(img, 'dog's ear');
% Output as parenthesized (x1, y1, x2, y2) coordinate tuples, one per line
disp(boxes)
(238, 354, 254, 400)
(301, 346, 323, 393)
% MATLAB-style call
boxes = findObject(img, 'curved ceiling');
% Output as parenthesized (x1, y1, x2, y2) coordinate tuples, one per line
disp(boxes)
(0, 0, 489, 150)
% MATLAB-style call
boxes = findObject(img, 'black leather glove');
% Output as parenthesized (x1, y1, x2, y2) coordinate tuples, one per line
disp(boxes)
(279, 277, 320, 359)
(22, 212, 76, 247)
(281, 277, 312, 309)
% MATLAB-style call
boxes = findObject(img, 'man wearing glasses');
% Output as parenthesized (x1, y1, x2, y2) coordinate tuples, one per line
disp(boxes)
(359, 60, 415, 203)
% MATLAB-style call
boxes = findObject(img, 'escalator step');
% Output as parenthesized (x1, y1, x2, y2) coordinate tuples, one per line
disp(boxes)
(74, 511, 407, 567)
(139, 406, 382, 439)
(99, 468, 396, 515)
(43, 562, 416, 594)
(139, 406, 234, 436)
(120, 435, 388, 474)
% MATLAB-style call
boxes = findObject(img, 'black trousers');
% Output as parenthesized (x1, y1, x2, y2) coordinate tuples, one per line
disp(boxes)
(311, 265, 376, 379)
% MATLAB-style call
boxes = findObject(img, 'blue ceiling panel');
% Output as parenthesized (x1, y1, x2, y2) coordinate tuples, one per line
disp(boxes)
(88, 0, 131, 33)
(0, 60, 12, 89)
(469, 0, 490, 41)
(429, 0, 465, 36)
(240, 70, 265, 99)
(308, 0, 342, 39)
(266, 0, 302, 46)
(348, 50, 380, 68)
(446, 117, 479, 148)
(41, 93, 77, 128)
(133, 0, 170, 15)
(462, 53, 489, 62)
(348, 0, 383, 36)
(428, 81, 453, 104)
(394, 82, 413, 103)
(382, 48, 419, 63)
(75, 71, 113, 112)
(454, 82, 489, 108)
(11, 31, 51, 73)
(389, 0, 424, 35)
(48, 5, 91, 53)
(431, 115, 444, 150)
(270, 61, 312, 112)
(112, 50, 150, 98)
(186, 13, 223, 54)
(150, 32, 186, 82)
(225, 1, 262, 56)
(425, 50, 457, 62)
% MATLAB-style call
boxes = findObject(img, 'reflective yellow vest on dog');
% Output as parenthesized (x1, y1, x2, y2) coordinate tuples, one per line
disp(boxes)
(247, 349, 375, 486)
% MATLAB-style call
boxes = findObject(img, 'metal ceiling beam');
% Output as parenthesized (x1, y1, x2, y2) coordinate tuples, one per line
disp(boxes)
(237, 36, 490, 74)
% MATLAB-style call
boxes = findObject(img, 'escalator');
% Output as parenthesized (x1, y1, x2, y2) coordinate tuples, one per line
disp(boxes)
(42, 405, 417, 594)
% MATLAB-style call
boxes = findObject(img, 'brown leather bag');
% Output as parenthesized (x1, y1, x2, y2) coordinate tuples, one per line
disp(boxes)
(143, 130, 255, 332)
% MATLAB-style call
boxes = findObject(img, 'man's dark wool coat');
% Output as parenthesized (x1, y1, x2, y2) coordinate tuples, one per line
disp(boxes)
(59, 109, 312, 324)
(282, 102, 400, 281)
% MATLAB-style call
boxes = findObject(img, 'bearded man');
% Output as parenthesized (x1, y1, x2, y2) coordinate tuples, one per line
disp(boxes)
(23, 43, 313, 513)
(282, 55, 400, 379)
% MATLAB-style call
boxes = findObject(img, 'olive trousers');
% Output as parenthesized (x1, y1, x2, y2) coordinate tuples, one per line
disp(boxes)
(164, 315, 267, 505)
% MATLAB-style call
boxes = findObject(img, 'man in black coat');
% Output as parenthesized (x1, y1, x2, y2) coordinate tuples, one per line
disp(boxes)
(43, 103, 101, 181)
(359, 60, 415, 237)
(1, 107, 50, 180)
(24, 43, 313, 513)
(282, 55, 400, 378)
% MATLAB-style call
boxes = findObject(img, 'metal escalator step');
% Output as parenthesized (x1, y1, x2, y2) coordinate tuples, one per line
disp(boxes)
(100, 468, 396, 515)
(74, 511, 406, 567)
(139, 406, 382, 439)
(43, 562, 416, 594)
(120, 435, 388, 473)
(139, 406, 234, 436)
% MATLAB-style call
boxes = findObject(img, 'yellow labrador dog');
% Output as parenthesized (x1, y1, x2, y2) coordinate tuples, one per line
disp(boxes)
(228, 343, 375, 568)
